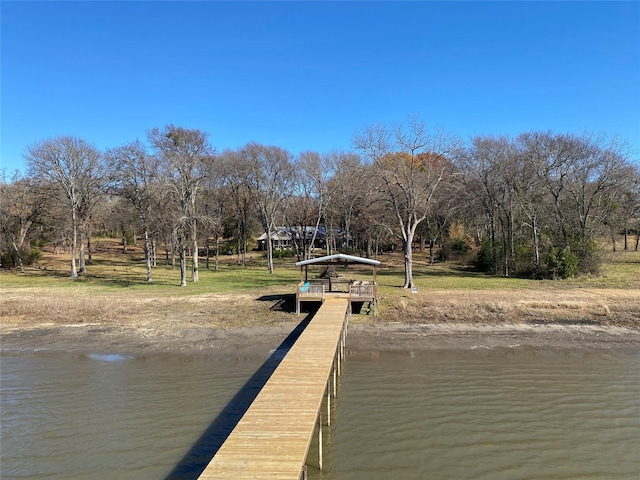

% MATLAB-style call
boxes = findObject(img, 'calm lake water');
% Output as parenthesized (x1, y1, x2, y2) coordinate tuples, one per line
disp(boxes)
(1, 347, 639, 479)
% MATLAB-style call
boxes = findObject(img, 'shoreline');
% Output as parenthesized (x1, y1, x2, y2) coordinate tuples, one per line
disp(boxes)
(3, 320, 640, 359)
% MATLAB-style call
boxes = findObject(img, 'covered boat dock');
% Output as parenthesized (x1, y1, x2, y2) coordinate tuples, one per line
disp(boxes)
(295, 253, 381, 316)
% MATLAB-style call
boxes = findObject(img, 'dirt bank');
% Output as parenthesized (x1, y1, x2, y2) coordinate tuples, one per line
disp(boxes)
(2, 286, 639, 358)
(3, 319, 640, 359)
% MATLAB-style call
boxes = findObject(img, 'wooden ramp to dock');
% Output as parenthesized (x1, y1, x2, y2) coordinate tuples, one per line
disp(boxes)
(197, 298, 350, 480)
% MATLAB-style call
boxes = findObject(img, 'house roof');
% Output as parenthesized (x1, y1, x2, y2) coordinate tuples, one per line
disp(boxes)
(256, 229, 292, 241)
(295, 253, 381, 267)
(257, 226, 348, 242)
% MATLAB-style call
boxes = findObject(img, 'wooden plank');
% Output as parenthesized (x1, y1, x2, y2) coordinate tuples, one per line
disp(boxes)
(197, 298, 349, 480)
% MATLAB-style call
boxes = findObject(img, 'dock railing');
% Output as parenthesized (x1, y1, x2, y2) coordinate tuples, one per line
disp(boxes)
(349, 281, 378, 316)
(296, 281, 325, 314)
(349, 281, 376, 299)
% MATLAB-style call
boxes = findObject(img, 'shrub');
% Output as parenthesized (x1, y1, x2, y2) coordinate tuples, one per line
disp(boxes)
(546, 246, 579, 279)
(271, 248, 295, 258)
(576, 238, 601, 275)
(1, 247, 43, 269)
(473, 239, 495, 273)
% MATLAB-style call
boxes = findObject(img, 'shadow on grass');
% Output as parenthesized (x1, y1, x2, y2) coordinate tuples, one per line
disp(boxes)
(164, 306, 319, 480)
(256, 293, 298, 313)
(376, 263, 482, 279)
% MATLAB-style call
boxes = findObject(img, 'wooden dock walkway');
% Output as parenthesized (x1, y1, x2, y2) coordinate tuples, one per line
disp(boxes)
(197, 298, 350, 479)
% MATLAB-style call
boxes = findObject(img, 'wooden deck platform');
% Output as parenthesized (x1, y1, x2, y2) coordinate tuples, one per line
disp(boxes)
(296, 281, 378, 316)
(197, 298, 350, 479)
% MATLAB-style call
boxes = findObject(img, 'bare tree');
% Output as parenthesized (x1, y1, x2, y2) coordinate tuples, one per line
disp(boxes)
(217, 149, 254, 266)
(0, 172, 47, 270)
(105, 140, 160, 282)
(602, 163, 640, 251)
(77, 161, 111, 272)
(326, 151, 370, 254)
(25, 136, 103, 280)
(354, 117, 458, 288)
(148, 125, 214, 286)
(201, 154, 229, 271)
(240, 142, 294, 274)
(564, 133, 630, 264)
(461, 134, 553, 276)
(515, 133, 556, 271)
(288, 151, 332, 260)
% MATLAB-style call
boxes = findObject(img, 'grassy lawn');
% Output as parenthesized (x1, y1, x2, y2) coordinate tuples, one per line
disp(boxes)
(1, 238, 638, 329)
(0, 240, 301, 295)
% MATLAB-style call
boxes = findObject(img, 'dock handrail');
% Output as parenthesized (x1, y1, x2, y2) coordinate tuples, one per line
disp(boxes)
(296, 281, 325, 315)
(349, 281, 377, 299)
(298, 281, 325, 297)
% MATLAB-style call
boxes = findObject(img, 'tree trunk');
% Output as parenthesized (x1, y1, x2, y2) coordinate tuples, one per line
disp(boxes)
(402, 237, 414, 288)
(11, 241, 24, 273)
(152, 237, 157, 267)
(215, 229, 220, 271)
(179, 238, 187, 287)
(205, 227, 210, 270)
(309, 211, 323, 260)
(122, 224, 128, 253)
(71, 207, 79, 280)
(623, 221, 629, 251)
(489, 215, 498, 276)
(501, 225, 509, 277)
(78, 233, 86, 273)
(191, 221, 199, 282)
(242, 224, 248, 267)
(610, 224, 617, 252)
(429, 238, 436, 265)
(267, 233, 274, 274)
(533, 226, 540, 271)
(87, 220, 93, 265)
(143, 228, 152, 282)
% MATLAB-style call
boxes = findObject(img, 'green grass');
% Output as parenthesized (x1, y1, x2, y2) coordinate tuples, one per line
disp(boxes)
(1, 240, 638, 297)
(0, 263, 300, 295)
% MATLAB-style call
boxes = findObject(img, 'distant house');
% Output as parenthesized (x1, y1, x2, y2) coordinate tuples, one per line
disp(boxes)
(256, 228, 293, 250)
(256, 226, 350, 251)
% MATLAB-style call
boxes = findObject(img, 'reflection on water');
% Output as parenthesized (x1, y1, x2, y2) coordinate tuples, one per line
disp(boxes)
(87, 353, 130, 362)
(1, 347, 639, 479)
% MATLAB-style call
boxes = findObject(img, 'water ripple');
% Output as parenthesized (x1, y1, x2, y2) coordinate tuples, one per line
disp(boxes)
(321, 349, 640, 480)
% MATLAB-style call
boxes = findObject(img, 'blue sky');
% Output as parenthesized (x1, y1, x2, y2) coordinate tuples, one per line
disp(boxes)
(2, 1, 639, 174)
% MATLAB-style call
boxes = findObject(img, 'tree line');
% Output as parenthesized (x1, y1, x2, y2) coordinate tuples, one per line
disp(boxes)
(2, 120, 638, 287)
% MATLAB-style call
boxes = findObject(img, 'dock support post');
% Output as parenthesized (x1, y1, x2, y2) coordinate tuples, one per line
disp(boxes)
(318, 411, 323, 471)
(332, 361, 337, 398)
(327, 383, 331, 426)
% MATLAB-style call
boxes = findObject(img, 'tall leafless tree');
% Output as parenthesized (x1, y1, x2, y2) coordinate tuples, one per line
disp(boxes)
(200, 154, 229, 271)
(25, 136, 103, 279)
(240, 142, 293, 274)
(354, 117, 458, 288)
(326, 151, 370, 255)
(105, 139, 160, 282)
(148, 125, 214, 286)
(287, 151, 332, 260)
(217, 149, 254, 266)
(0, 172, 47, 270)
